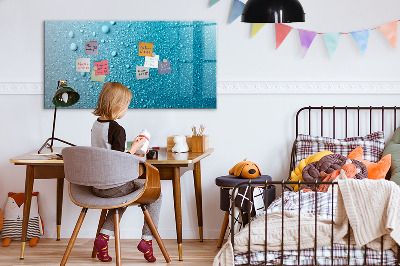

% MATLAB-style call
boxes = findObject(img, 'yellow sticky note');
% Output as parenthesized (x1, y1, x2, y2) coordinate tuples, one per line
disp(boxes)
(91, 67, 105, 82)
(138, 42, 154, 57)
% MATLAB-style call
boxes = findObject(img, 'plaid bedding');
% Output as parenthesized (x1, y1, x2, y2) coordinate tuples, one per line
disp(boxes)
(294, 131, 385, 166)
(234, 244, 397, 265)
(234, 191, 397, 265)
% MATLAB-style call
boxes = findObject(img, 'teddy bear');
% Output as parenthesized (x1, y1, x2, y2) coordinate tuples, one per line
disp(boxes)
(172, 135, 189, 153)
(1, 192, 44, 247)
(229, 159, 261, 179)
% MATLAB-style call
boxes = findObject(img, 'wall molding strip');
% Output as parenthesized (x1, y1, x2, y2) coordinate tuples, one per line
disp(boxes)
(1, 81, 400, 95)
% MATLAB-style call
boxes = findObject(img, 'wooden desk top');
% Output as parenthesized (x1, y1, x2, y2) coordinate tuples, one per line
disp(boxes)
(10, 147, 214, 166)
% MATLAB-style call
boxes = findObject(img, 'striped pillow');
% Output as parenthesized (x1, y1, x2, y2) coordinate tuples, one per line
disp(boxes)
(294, 131, 385, 167)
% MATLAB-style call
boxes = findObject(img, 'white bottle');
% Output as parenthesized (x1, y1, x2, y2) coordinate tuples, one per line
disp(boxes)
(136, 129, 150, 154)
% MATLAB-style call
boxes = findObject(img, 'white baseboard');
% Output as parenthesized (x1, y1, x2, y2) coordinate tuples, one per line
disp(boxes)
(1, 81, 400, 95)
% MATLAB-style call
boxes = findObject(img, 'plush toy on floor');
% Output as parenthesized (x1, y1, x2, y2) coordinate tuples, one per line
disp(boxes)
(229, 159, 261, 179)
(0, 208, 3, 232)
(1, 192, 44, 247)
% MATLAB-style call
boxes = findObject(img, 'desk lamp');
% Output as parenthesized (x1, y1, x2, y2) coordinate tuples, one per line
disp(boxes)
(241, 0, 305, 23)
(38, 80, 80, 154)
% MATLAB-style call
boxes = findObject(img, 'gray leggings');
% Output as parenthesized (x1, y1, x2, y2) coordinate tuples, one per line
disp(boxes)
(92, 180, 162, 240)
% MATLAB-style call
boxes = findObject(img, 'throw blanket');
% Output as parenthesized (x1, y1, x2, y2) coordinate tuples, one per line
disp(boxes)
(214, 179, 400, 266)
(335, 178, 399, 251)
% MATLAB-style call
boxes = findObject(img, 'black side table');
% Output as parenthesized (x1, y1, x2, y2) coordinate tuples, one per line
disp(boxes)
(215, 175, 275, 248)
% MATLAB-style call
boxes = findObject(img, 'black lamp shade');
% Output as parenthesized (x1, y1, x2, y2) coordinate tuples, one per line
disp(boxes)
(52, 82, 80, 107)
(242, 0, 305, 23)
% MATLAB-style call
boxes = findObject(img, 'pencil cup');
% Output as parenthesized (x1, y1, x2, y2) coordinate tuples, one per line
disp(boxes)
(191, 135, 209, 153)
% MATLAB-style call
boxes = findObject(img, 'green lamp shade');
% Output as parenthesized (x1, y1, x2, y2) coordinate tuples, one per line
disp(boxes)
(52, 83, 80, 107)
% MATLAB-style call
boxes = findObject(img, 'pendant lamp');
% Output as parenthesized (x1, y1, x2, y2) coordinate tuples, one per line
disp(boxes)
(241, 0, 305, 23)
(38, 80, 80, 154)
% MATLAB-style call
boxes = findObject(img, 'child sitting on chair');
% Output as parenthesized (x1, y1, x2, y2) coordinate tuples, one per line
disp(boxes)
(91, 82, 162, 263)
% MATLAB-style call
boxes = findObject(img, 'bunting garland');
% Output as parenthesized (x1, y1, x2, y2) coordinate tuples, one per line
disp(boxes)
(209, 0, 220, 7)
(275, 23, 292, 49)
(351, 29, 370, 55)
(323, 33, 341, 58)
(298, 30, 317, 58)
(208, 2, 399, 58)
(229, 0, 245, 24)
(378, 21, 397, 50)
(251, 23, 266, 38)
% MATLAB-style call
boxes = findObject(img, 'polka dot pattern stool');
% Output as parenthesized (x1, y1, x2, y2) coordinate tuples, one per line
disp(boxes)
(215, 175, 275, 248)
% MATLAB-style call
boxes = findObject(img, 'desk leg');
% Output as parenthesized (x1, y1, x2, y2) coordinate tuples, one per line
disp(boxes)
(193, 161, 203, 242)
(172, 167, 183, 261)
(20, 165, 35, 259)
(56, 178, 64, 241)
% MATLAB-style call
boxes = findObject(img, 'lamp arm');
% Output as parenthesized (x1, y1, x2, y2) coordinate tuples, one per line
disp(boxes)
(50, 106, 57, 148)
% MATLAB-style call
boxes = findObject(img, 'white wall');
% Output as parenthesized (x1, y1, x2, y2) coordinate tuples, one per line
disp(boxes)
(1, 0, 400, 239)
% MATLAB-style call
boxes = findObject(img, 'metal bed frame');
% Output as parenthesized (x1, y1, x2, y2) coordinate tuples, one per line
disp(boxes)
(230, 106, 400, 266)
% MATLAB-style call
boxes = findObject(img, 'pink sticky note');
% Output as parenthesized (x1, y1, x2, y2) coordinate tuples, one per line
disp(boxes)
(94, 60, 109, 76)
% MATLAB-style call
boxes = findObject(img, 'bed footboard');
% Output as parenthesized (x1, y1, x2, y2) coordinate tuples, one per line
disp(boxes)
(230, 180, 400, 266)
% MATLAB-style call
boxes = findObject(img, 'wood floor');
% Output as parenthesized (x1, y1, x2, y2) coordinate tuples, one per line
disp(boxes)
(0, 239, 221, 265)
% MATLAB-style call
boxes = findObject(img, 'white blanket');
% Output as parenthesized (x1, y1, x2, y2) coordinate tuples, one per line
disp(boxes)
(213, 179, 400, 266)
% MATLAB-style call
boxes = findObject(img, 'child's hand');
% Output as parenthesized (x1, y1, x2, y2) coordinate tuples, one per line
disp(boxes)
(134, 148, 149, 157)
(128, 137, 147, 155)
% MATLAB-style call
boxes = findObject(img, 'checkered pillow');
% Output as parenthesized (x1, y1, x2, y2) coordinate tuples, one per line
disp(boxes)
(294, 131, 385, 166)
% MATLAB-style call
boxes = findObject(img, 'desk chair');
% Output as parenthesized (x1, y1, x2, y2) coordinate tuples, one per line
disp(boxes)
(60, 146, 171, 265)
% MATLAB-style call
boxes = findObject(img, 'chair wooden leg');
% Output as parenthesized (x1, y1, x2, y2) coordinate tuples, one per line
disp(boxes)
(114, 210, 121, 266)
(92, 209, 108, 258)
(60, 208, 88, 266)
(217, 211, 230, 248)
(141, 205, 171, 263)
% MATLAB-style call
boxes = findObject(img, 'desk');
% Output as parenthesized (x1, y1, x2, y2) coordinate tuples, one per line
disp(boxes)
(10, 147, 213, 261)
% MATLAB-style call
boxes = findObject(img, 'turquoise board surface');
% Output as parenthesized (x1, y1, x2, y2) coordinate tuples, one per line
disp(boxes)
(44, 21, 217, 109)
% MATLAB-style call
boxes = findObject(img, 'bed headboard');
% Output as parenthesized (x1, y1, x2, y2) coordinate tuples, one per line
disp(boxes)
(290, 106, 400, 179)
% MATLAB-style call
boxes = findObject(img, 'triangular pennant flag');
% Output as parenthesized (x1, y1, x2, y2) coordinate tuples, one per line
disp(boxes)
(298, 29, 317, 58)
(378, 21, 398, 50)
(209, 0, 220, 7)
(229, 0, 245, 24)
(351, 29, 370, 55)
(275, 23, 293, 49)
(323, 33, 341, 58)
(251, 23, 266, 38)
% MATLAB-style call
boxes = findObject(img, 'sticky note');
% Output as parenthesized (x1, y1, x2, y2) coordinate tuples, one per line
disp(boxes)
(85, 41, 98, 55)
(138, 42, 154, 57)
(158, 60, 171, 74)
(136, 66, 150, 80)
(76, 58, 90, 72)
(91, 67, 105, 82)
(94, 60, 109, 76)
(144, 55, 159, 68)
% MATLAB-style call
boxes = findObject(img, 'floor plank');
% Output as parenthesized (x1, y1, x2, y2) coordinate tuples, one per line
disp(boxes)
(0, 239, 221, 265)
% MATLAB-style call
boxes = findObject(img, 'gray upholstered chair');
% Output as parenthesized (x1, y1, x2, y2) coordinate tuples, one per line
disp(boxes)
(60, 146, 171, 265)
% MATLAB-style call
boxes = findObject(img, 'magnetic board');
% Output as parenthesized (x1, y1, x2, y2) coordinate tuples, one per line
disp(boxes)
(44, 21, 217, 109)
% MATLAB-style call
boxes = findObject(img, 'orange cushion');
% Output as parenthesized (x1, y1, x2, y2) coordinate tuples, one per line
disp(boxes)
(347, 146, 391, 180)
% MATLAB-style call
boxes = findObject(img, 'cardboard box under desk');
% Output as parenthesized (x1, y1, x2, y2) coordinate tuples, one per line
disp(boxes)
(167, 135, 209, 152)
